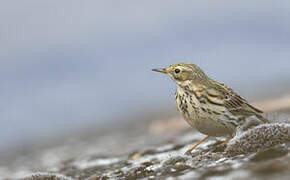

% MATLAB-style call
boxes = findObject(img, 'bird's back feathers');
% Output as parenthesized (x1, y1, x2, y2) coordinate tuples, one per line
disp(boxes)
(193, 80, 269, 123)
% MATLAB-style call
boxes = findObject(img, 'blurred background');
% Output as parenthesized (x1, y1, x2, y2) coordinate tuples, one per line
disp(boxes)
(1, 1, 290, 150)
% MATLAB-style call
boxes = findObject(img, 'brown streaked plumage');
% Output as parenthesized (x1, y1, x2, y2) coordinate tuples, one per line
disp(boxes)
(152, 63, 269, 154)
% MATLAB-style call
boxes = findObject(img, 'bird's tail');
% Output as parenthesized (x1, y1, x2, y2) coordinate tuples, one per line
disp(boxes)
(256, 114, 270, 123)
(247, 103, 270, 123)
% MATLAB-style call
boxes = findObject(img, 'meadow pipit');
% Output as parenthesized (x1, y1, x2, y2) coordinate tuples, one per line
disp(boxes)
(153, 63, 269, 154)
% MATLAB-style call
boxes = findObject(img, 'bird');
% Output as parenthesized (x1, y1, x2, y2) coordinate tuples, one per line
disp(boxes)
(152, 63, 269, 154)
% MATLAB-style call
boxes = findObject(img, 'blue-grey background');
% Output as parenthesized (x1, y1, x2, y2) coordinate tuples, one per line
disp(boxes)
(1, 1, 290, 148)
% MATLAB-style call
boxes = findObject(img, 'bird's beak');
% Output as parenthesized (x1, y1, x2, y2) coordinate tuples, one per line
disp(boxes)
(152, 68, 168, 74)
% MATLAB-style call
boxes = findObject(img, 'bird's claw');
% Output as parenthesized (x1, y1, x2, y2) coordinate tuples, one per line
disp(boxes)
(184, 149, 192, 155)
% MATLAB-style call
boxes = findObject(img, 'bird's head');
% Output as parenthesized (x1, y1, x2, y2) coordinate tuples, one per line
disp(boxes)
(152, 63, 208, 86)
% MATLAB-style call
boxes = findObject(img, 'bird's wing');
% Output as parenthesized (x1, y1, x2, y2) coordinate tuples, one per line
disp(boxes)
(202, 81, 269, 123)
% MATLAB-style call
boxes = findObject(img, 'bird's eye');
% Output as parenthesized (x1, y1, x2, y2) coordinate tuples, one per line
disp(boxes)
(175, 69, 180, 74)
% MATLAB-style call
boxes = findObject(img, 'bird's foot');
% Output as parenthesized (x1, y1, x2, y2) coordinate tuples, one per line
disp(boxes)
(184, 136, 210, 155)
(184, 149, 193, 155)
(218, 136, 232, 147)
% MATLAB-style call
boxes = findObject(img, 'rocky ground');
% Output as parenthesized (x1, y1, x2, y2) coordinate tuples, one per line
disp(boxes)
(1, 97, 290, 180)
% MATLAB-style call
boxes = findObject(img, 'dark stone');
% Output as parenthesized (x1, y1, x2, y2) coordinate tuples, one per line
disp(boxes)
(250, 148, 289, 162)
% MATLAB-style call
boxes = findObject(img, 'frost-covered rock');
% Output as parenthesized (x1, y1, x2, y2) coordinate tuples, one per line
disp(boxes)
(226, 123, 290, 156)
(20, 172, 74, 180)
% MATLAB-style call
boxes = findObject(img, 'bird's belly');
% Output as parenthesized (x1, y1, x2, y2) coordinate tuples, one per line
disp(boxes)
(175, 87, 235, 136)
(181, 107, 235, 136)
(194, 116, 234, 136)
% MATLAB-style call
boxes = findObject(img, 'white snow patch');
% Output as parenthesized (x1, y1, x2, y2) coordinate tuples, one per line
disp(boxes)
(74, 157, 120, 169)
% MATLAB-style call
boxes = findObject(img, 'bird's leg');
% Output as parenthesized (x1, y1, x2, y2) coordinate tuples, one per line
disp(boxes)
(185, 135, 210, 154)
(218, 135, 232, 147)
